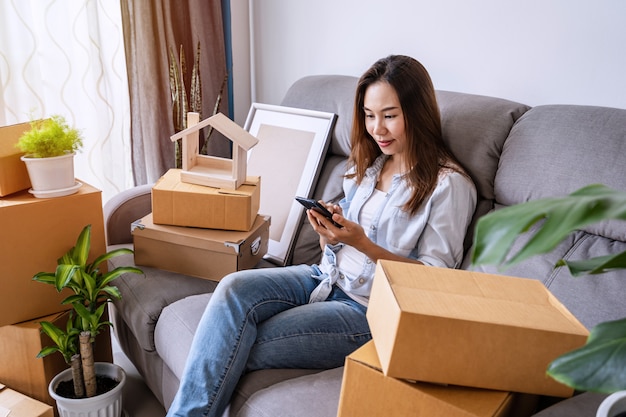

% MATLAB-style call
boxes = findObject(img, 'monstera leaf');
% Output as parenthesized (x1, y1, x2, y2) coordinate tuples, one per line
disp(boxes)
(471, 183, 626, 392)
(472, 184, 626, 273)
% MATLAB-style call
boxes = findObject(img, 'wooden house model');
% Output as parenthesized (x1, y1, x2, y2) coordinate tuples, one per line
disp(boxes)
(170, 112, 259, 190)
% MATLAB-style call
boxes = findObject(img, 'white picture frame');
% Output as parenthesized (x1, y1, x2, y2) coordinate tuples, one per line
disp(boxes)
(244, 103, 337, 265)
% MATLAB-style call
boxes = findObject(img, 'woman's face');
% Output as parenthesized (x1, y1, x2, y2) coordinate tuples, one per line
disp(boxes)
(363, 81, 407, 158)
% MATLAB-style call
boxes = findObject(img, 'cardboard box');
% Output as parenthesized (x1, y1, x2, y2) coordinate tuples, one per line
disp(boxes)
(367, 260, 589, 398)
(338, 341, 537, 417)
(0, 311, 112, 407)
(0, 121, 33, 196)
(152, 168, 260, 231)
(0, 385, 53, 417)
(0, 181, 106, 326)
(132, 213, 270, 281)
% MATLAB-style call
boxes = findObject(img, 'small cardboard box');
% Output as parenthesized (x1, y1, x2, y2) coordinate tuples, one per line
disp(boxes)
(0, 181, 106, 326)
(0, 121, 33, 196)
(132, 213, 270, 281)
(152, 168, 260, 231)
(0, 385, 53, 417)
(367, 260, 589, 398)
(0, 310, 112, 407)
(338, 341, 537, 417)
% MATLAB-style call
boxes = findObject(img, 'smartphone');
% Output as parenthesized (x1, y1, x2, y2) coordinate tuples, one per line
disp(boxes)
(295, 196, 342, 228)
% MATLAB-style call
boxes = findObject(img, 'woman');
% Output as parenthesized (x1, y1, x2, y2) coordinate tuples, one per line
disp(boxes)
(166, 55, 477, 417)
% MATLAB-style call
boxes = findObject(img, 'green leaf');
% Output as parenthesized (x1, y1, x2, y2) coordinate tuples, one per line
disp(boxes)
(37, 345, 60, 359)
(547, 318, 626, 393)
(54, 264, 79, 291)
(557, 251, 626, 276)
(73, 225, 91, 265)
(472, 184, 626, 269)
(89, 247, 134, 272)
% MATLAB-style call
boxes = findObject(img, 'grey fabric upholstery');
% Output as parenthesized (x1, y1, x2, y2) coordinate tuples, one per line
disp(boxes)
(105, 74, 626, 417)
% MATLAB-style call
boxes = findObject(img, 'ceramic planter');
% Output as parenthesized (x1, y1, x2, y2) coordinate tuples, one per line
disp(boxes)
(597, 391, 626, 417)
(49, 362, 126, 417)
(21, 152, 80, 197)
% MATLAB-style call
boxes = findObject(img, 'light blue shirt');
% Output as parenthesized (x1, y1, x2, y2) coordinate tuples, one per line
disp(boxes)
(310, 154, 477, 305)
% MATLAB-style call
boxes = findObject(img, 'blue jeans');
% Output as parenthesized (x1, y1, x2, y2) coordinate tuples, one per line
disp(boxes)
(165, 264, 371, 417)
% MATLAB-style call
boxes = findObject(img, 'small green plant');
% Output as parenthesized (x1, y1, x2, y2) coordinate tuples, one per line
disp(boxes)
(16, 115, 83, 158)
(472, 184, 626, 393)
(34, 224, 142, 398)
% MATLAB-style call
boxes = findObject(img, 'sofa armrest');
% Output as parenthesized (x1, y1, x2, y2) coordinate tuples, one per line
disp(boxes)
(104, 184, 153, 245)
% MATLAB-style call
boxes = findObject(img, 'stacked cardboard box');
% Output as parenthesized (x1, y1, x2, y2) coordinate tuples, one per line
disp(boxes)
(0, 384, 53, 417)
(0, 311, 113, 407)
(0, 121, 33, 197)
(152, 169, 261, 232)
(0, 182, 106, 326)
(135, 160, 268, 280)
(132, 212, 270, 281)
(0, 176, 109, 408)
(337, 260, 590, 416)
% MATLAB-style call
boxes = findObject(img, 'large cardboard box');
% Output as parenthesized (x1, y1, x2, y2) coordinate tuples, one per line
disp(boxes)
(0, 121, 33, 196)
(338, 341, 537, 417)
(0, 182, 106, 326)
(367, 260, 589, 398)
(152, 168, 260, 231)
(0, 385, 53, 417)
(0, 311, 112, 407)
(132, 213, 270, 281)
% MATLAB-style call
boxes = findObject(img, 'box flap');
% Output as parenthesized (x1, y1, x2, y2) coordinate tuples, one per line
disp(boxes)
(0, 121, 31, 156)
(378, 261, 588, 335)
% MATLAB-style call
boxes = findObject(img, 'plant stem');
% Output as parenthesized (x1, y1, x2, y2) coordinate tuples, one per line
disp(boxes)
(79, 331, 96, 397)
(70, 353, 85, 398)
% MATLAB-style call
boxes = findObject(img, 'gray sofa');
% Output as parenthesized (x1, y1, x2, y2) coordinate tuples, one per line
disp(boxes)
(105, 75, 626, 416)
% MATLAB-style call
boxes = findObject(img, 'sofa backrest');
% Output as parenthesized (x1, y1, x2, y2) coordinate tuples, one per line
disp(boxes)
(280, 75, 530, 265)
(477, 103, 626, 329)
(281, 74, 626, 330)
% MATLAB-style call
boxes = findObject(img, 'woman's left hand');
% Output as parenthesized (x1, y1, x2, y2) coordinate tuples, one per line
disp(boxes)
(307, 206, 368, 249)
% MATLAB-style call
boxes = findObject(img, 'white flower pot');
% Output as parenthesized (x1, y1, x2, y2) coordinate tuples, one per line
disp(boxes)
(597, 391, 626, 417)
(21, 152, 77, 195)
(49, 362, 126, 417)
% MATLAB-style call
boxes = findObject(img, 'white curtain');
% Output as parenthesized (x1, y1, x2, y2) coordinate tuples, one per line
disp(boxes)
(0, 0, 133, 203)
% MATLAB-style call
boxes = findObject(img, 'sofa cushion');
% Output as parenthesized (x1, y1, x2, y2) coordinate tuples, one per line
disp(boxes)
(155, 293, 213, 378)
(436, 90, 530, 203)
(496, 105, 626, 227)
(110, 251, 218, 352)
(236, 367, 343, 417)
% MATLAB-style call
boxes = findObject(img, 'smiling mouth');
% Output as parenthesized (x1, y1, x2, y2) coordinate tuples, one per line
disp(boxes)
(377, 139, 393, 147)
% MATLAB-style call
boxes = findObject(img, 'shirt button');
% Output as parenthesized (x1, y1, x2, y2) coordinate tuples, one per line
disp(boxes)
(339, 273, 345, 280)
(358, 278, 365, 284)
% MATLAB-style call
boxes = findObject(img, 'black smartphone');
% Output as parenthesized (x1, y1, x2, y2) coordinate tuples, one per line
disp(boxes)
(295, 196, 342, 228)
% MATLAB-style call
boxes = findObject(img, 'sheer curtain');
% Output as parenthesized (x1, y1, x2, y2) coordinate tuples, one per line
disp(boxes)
(0, 0, 133, 203)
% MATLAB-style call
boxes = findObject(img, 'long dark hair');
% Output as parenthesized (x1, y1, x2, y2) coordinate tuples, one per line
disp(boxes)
(347, 55, 466, 214)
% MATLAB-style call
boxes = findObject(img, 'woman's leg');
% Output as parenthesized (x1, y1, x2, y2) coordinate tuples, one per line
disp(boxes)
(166, 264, 319, 417)
(246, 287, 371, 371)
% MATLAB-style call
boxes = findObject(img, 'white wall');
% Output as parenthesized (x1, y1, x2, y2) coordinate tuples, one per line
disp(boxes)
(231, 0, 626, 123)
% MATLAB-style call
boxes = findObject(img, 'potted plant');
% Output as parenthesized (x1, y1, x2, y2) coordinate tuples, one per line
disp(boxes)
(16, 115, 84, 197)
(471, 183, 626, 416)
(34, 224, 142, 417)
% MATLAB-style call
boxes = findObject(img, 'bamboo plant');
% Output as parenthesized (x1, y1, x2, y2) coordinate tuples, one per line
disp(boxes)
(168, 41, 229, 166)
(35, 224, 142, 398)
(169, 42, 202, 168)
(471, 183, 626, 393)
